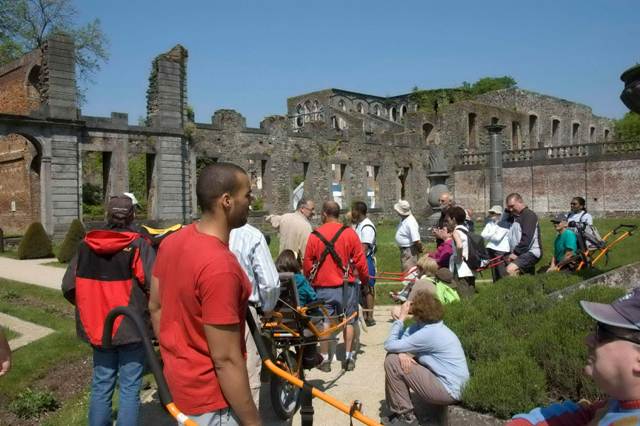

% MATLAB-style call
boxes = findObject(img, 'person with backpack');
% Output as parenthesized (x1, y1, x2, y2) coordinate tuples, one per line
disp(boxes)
(351, 201, 377, 327)
(302, 201, 369, 372)
(446, 206, 477, 298)
(61, 194, 156, 426)
(568, 197, 594, 226)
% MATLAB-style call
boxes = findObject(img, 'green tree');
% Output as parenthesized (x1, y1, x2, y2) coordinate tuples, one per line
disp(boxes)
(0, 0, 109, 99)
(615, 112, 640, 140)
(469, 76, 517, 95)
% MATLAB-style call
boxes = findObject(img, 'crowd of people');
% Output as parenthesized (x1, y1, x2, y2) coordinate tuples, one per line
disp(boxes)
(0, 160, 611, 425)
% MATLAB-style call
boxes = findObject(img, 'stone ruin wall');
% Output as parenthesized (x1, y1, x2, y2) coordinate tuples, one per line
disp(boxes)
(0, 37, 633, 238)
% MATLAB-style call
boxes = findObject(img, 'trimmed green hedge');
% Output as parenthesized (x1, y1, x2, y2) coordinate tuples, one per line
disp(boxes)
(17, 223, 53, 260)
(56, 219, 85, 263)
(445, 276, 625, 418)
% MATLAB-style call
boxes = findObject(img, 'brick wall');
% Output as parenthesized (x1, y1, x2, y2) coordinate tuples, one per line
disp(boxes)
(0, 134, 40, 234)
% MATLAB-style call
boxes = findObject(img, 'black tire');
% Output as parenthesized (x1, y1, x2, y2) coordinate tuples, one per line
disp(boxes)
(270, 350, 302, 420)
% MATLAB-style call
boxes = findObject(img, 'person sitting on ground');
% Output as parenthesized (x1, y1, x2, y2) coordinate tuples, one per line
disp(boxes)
(446, 206, 476, 298)
(481, 205, 511, 282)
(0, 329, 10, 377)
(394, 200, 422, 272)
(567, 196, 593, 226)
(507, 287, 640, 425)
(505, 193, 542, 276)
(383, 291, 469, 426)
(427, 226, 454, 283)
(275, 249, 317, 307)
(547, 213, 579, 273)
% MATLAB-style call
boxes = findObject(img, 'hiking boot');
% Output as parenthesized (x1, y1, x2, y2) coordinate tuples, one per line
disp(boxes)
(365, 318, 377, 327)
(317, 360, 331, 372)
(343, 357, 356, 371)
(382, 412, 419, 426)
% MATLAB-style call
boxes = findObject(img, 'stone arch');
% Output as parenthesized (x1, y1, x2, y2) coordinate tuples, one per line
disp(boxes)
(356, 102, 364, 114)
(400, 105, 407, 118)
(0, 133, 44, 234)
(338, 99, 346, 111)
(295, 104, 304, 127)
(390, 107, 398, 122)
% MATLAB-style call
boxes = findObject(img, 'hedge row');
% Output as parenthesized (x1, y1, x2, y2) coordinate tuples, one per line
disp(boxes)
(445, 274, 624, 419)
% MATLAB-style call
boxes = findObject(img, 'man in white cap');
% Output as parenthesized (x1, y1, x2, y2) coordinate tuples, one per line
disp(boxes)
(508, 287, 640, 425)
(394, 200, 422, 272)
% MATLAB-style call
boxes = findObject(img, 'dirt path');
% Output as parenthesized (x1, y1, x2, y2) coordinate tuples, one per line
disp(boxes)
(139, 306, 502, 426)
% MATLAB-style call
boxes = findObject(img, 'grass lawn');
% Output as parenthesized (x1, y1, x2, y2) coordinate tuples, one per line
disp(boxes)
(0, 278, 91, 424)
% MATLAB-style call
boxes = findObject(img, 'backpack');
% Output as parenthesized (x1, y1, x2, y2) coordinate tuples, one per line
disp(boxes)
(359, 223, 377, 257)
(458, 228, 490, 271)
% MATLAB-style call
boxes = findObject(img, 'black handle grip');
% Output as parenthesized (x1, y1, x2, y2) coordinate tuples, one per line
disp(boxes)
(102, 306, 173, 408)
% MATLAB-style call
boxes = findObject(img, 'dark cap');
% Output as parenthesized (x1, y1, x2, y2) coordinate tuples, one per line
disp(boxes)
(581, 287, 640, 331)
(550, 213, 568, 223)
(107, 195, 134, 224)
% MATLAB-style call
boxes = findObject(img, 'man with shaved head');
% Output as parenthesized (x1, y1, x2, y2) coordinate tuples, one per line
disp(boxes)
(303, 201, 369, 372)
(150, 163, 260, 425)
(434, 191, 454, 247)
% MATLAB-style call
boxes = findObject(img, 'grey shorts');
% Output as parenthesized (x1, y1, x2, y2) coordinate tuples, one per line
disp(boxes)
(185, 407, 239, 426)
(514, 252, 540, 272)
(314, 283, 359, 325)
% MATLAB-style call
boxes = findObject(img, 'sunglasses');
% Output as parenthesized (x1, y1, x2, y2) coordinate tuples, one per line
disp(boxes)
(595, 322, 640, 345)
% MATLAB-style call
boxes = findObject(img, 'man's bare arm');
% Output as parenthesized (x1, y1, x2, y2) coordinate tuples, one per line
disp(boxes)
(205, 323, 261, 426)
(149, 276, 162, 338)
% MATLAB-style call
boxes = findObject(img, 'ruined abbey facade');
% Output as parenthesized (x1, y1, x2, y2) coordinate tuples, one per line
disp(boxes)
(1, 35, 638, 238)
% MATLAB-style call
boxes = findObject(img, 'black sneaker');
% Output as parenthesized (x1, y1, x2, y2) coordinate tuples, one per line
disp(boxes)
(317, 360, 331, 372)
(382, 412, 418, 426)
(365, 318, 377, 327)
(343, 357, 356, 371)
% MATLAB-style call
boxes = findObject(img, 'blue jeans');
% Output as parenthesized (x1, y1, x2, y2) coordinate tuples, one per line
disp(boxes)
(89, 343, 145, 426)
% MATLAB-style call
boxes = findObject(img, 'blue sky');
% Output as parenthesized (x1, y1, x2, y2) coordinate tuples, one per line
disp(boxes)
(78, 0, 638, 127)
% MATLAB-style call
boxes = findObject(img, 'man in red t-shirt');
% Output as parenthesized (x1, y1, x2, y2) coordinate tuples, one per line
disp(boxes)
(303, 201, 369, 372)
(149, 163, 260, 426)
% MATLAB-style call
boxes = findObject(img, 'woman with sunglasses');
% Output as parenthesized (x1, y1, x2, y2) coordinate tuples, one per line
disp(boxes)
(507, 288, 640, 425)
(567, 196, 593, 227)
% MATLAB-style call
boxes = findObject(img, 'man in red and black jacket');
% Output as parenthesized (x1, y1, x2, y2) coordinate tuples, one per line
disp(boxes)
(62, 194, 155, 426)
(303, 200, 369, 372)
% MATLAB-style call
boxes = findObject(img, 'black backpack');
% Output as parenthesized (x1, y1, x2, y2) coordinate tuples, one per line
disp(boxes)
(459, 228, 490, 271)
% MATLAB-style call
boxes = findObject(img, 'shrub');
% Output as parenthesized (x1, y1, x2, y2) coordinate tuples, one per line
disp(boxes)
(462, 353, 546, 419)
(17, 222, 53, 259)
(9, 388, 59, 419)
(56, 219, 86, 263)
(528, 286, 624, 402)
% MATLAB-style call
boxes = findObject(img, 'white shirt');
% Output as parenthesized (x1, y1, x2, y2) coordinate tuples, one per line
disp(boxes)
(480, 221, 510, 253)
(229, 224, 280, 312)
(355, 218, 376, 246)
(395, 214, 420, 248)
(567, 211, 593, 226)
(450, 225, 474, 278)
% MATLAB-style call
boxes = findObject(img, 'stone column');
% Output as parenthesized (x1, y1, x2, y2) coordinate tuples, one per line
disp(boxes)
(486, 124, 506, 208)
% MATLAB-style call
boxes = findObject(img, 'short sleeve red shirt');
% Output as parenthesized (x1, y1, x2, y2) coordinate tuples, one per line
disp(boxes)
(152, 224, 252, 415)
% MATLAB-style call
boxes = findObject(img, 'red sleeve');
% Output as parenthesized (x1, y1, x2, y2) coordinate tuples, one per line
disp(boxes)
(302, 234, 318, 277)
(199, 262, 245, 325)
(349, 230, 369, 284)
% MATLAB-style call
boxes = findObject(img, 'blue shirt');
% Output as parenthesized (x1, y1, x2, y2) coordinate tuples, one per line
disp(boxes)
(384, 320, 469, 400)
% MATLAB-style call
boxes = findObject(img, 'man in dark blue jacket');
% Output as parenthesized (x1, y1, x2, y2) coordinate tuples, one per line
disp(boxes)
(505, 193, 542, 276)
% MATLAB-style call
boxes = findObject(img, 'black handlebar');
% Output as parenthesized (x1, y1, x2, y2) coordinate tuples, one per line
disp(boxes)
(102, 306, 173, 408)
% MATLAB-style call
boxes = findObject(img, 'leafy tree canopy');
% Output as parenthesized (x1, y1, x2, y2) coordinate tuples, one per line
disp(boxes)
(0, 0, 109, 101)
(615, 111, 640, 141)
(411, 76, 517, 112)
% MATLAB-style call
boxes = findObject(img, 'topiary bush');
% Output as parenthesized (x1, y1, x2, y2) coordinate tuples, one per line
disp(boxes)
(462, 353, 546, 419)
(17, 222, 53, 259)
(56, 219, 85, 263)
(445, 272, 626, 419)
